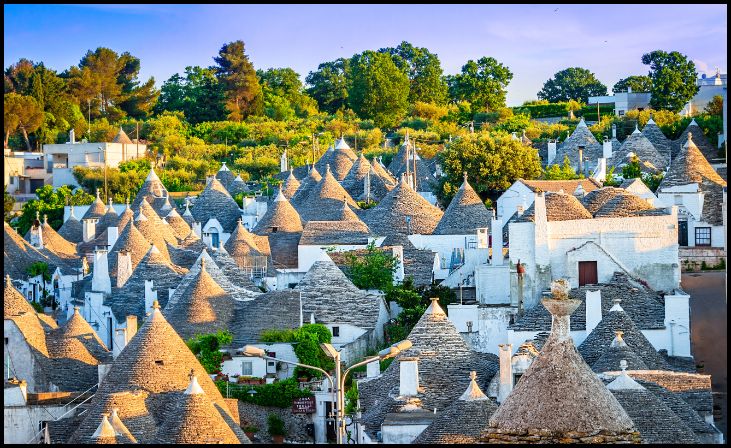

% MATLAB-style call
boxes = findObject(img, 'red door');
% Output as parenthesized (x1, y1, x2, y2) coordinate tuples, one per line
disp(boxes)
(578, 261, 598, 286)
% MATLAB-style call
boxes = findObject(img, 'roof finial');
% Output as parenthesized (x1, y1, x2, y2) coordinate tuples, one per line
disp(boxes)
(152, 300, 160, 310)
(463, 171, 468, 183)
(200, 257, 206, 272)
(6, 274, 12, 287)
(610, 297, 624, 312)
(70, 204, 76, 218)
(96, 188, 100, 199)
(469, 370, 477, 381)
(74, 306, 80, 314)
(611, 330, 627, 348)
(44, 214, 48, 225)
(36, 210, 40, 221)
(619, 359, 628, 372)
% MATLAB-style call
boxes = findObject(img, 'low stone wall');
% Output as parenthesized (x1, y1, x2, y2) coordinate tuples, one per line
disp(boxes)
(481, 428, 641, 444)
(237, 400, 314, 444)
(679, 247, 726, 271)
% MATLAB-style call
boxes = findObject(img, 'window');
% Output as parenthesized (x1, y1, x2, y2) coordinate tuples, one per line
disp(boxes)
(332, 326, 340, 337)
(618, 110, 625, 117)
(674, 195, 683, 205)
(241, 361, 253, 376)
(154, 360, 164, 366)
(578, 261, 598, 286)
(695, 227, 711, 246)
(514, 373, 523, 384)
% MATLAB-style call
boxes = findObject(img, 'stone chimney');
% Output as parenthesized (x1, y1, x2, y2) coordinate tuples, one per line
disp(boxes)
(366, 359, 380, 378)
(612, 124, 617, 140)
(82, 218, 97, 243)
(533, 192, 549, 266)
(583, 159, 590, 178)
(113, 328, 127, 358)
(603, 137, 613, 159)
(392, 245, 405, 283)
(585, 290, 602, 335)
(116, 251, 133, 288)
(192, 221, 202, 238)
(107, 226, 119, 248)
(280, 149, 288, 173)
(399, 357, 420, 397)
(593, 158, 607, 183)
(91, 248, 111, 294)
(144, 280, 157, 314)
(491, 217, 503, 266)
(542, 279, 579, 341)
(30, 212, 43, 249)
(126, 315, 138, 341)
(69, 128, 76, 144)
(497, 344, 513, 403)
(547, 140, 557, 165)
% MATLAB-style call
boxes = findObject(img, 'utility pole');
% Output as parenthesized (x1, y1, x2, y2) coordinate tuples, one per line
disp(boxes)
(87, 99, 91, 140)
(136, 121, 139, 157)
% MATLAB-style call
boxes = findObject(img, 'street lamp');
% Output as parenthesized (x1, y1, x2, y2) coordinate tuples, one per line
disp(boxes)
(242, 339, 412, 444)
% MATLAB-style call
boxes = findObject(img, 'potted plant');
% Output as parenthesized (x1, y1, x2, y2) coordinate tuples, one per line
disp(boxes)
(242, 425, 259, 441)
(267, 413, 286, 444)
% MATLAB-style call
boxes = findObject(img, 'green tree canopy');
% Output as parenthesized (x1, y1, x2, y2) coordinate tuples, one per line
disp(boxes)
(704, 95, 723, 116)
(186, 330, 233, 374)
(448, 57, 513, 113)
(612, 75, 652, 93)
(542, 155, 582, 180)
(257, 67, 319, 119)
(343, 242, 398, 291)
(16, 185, 94, 235)
(4, 93, 44, 149)
(348, 51, 410, 128)
(155, 66, 226, 124)
(641, 50, 698, 112)
(214, 40, 263, 121)
(537, 67, 607, 103)
(4, 187, 15, 222)
(305, 58, 350, 114)
(438, 132, 542, 198)
(379, 41, 448, 105)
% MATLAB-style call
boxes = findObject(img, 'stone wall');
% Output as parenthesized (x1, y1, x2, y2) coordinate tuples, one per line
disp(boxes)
(481, 428, 641, 444)
(679, 247, 726, 271)
(237, 400, 314, 443)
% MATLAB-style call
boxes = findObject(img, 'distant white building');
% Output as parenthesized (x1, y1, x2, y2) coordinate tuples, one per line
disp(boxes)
(588, 87, 652, 117)
(680, 71, 726, 117)
(43, 128, 147, 188)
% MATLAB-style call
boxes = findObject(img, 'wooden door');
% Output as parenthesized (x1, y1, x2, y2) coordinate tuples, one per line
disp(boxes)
(578, 261, 598, 286)
(678, 221, 688, 246)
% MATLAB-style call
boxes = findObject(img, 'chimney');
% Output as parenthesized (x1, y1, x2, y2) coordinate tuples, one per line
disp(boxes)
(192, 222, 202, 237)
(399, 357, 420, 396)
(547, 140, 557, 165)
(91, 248, 111, 294)
(603, 137, 613, 159)
(542, 279, 580, 341)
(577, 146, 584, 174)
(491, 217, 503, 266)
(82, 218, 97, 243)
(583, 159, 590, 178)
(125, 315, 138, 341)
(280, 149, 288, 173)
(107, 226, 118, 248)
(98, 363, 112, 383)
(363, 169, 372, 203)
(585, 290, 602, 335)
(116, 251, 133, 287)
(69, 128, 76, 144)
(533, 192, 549, 266)
(612, 124, 617, 140)
(30, 212, 43, 249)
(113, 328, 127, 358)
(366, 359, 380, 378)
(497, 344, 513, 403)
(627, 86, 632, 93)
(144, 280, 157, 314)
(593, 158, 607, 183)
(392, 245, 405, 283)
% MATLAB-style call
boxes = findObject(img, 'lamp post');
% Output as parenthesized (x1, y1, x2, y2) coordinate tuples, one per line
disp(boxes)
(243, 339, 412, 444)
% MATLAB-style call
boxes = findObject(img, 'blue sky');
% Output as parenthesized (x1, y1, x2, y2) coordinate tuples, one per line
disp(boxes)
(4, 4, 727, 106)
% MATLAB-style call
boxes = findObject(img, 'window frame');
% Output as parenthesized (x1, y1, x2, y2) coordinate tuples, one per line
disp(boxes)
(694, 227, 711, 247)
(241, 360, 253, 376)
(332, 326, 340, 337)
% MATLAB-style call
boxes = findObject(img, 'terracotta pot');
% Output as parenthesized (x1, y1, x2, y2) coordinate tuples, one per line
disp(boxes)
(244, 431, 256, 440)
(272, 434, 284, 444)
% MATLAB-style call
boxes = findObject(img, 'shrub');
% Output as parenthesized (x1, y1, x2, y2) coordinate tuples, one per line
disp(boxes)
(267, 413, 286, 437)
(216, 378, 311, 408)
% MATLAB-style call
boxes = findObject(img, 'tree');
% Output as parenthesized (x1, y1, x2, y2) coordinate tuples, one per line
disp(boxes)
(4, 93, 44, 149)
(537, 67, 607, 103)
(343, 242, 398, 291)
(186, 330, 233, 374)
(156, 66, 227, 124)
(612, 75, 652, 93)
(305, 58, 350, 114)
(16, 185, 95, 235)
(213, 40, 263, 121)
(379, 41, 448, 105)
(4, 186, 15, 222)
(642, 50, 698, 112)
(27, 261, 53, 308)
(448, 57, 513, 112)
(348, 51, 410, 128)
(257, 67, 318, 119)
(542, 155, 582, 180)
(704, 95, 723, 116)
(438, 132, 542, 199)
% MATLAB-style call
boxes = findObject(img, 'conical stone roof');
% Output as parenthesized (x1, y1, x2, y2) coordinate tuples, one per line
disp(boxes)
(388, 139, 438, 192)
(58, 207, 83, 243)
(69, 302, 245, 444)
(591, 331, 649, 373)
(135, 209, 173, 264)
(554, 118, 603, 169)
(594, 193, 666, 218)
(641, 118, 672, 163)
(215, 162, 236, 189)
(47, 307, 109, 364)
(163, 259, 236, 340)
(291, 166, 322, 206)
(227, 174, 250, 197)
(372, 156, 397, 185)
(364, 177, 443, 236)
(112, 127, 133, 144)
(108, 221, 152, 276)
(434, 175, 492, 235)
(139, 198, 178, 245)
(224, 220, 262, 268)
(165, 207, 192, 239)
(28, 217, 79, 259)
(83, 191, 108, 220)
(358, 166, 395, 202)
(132, 169, 169, 212)
(516, 191, 592, 222)
(485, 294, 637, 441)
(313, 145, 335, 174)
(116, 202, 134, 233)
(95, 201, 119, 239)
(341, 154, 372, 198)
(611, 128, 667, 170)
(191, 178, 242, 233)
(581, 187, 628, 215)
(281, 170, 301, 199)
(329, 140, 357, 181)
(672, 119, 717, 161)
(4, 275, 36, 318)
(295, 166, 360, 222)
(253, 189, 303, 234)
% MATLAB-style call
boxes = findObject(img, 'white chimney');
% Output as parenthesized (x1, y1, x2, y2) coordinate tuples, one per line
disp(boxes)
(592, 158, 607, 183)
(98, 363, 112, 382)
(116, 251, 133, 288)
(603, 138, 613, 159)
(107, 226, 119, 248)
(82, 218, 97, 243)
(577, 146, 584, 174)
(612, 124, 617, 139)
(125, 315, 138, 341)
(91, 248, 111, 294)
(30, 220, 44, 249)
(144, 280, 157, 314)
(585, 290, 602, 335)
(280, 149, 288, 173)
(113, 328, 127, 358)
(547, 140, 557, 165)
(366, 359, 380, 378)
(533, 192, 549, 266)
(392, 246, 405, 283)
(627, 86, 632, 93)
(491, 217, 503, 266)
(399, 357, 420, 396)
(192, 222, 202, 238)
(497, 344, 513, 403)
(69, 128, 76, 144)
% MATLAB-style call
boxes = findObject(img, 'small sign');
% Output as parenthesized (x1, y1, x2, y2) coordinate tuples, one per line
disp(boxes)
(292, 396, 316, 414)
